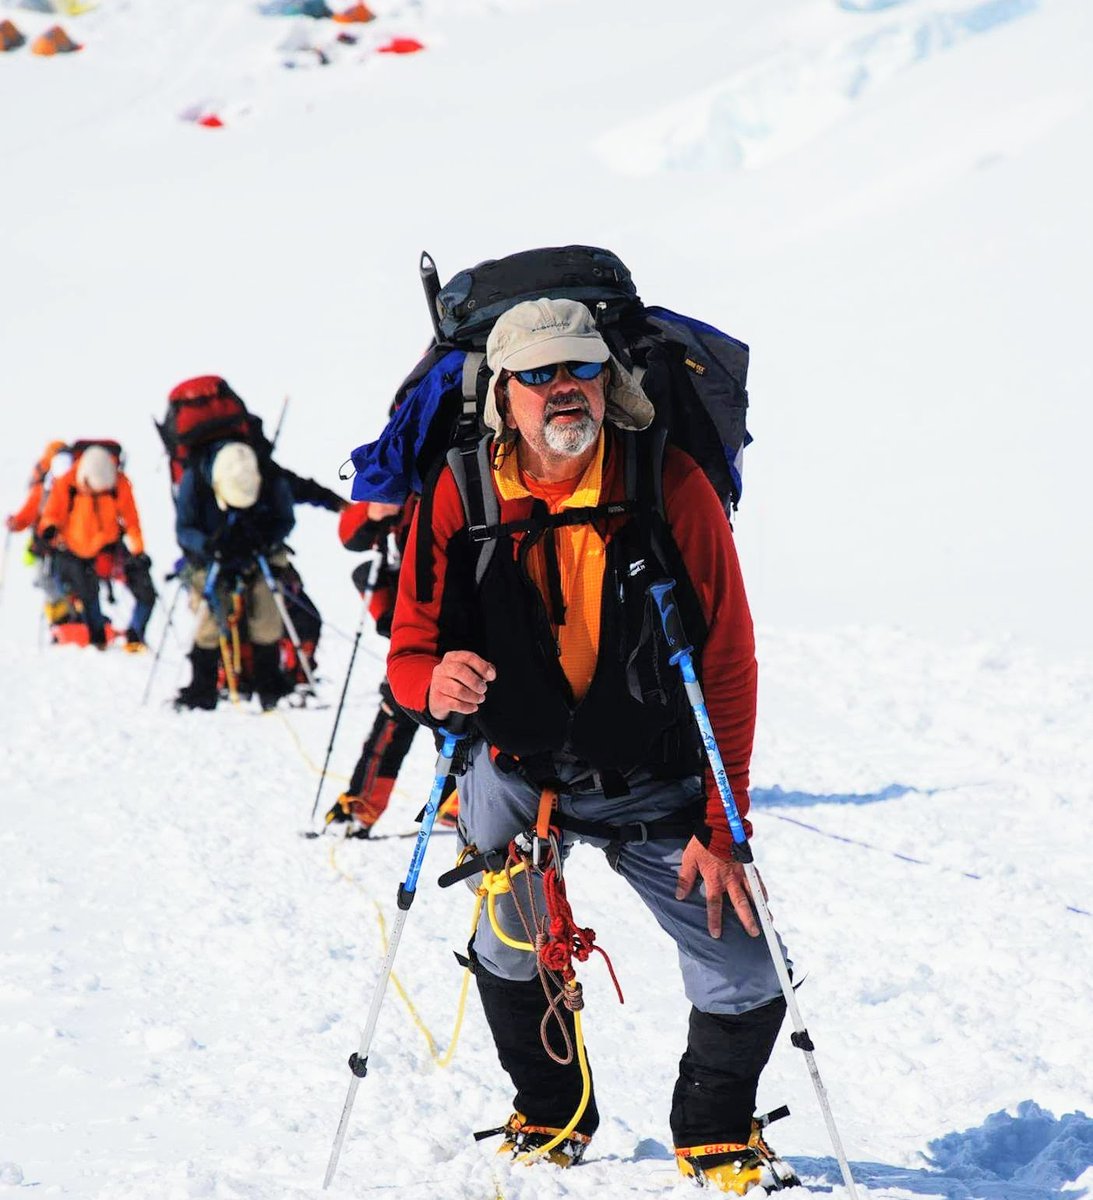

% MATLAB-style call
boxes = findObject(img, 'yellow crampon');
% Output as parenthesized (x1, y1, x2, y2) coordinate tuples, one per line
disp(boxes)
(676, 1113, 800, 1193)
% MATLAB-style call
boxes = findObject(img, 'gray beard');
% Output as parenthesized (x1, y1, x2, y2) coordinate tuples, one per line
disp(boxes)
(543, 414, 598, 456)
(541, 393, 598, 457)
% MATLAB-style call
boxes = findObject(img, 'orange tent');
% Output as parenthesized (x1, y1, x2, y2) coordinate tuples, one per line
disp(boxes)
(333, 2, 374, 21)
(0, 18, 26, 51)
(31, 25, 82, 56)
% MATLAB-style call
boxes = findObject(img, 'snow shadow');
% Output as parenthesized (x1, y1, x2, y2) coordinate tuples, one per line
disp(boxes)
(750, 783, 917, 808)
(795, 1102, 1093, 1199)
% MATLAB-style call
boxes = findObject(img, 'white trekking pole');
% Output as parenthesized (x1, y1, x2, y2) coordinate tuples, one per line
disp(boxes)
(255, 553, 318, 694)
(322, 716, 468, 1189)
(140, 576, 184, 706)
(0, 527, 12, 605)
(649, 579, 861, 1200)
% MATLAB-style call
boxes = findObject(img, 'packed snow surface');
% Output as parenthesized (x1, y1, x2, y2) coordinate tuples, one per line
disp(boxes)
(1, 0, 1091, 1197)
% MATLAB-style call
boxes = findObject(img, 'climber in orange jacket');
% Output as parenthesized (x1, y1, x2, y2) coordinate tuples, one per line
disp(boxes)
(39, 441, 156, 649)
(6, 439, 75, 617)
(6, 439, 70, 537)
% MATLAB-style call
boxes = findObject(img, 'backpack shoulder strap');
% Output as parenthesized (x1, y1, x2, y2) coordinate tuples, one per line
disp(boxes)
(447, 434, 499, 587)
(628, 426, 678, 577)
(413, 350, 488, 604)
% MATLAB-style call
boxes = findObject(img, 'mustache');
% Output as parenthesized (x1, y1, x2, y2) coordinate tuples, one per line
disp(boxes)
(543, 391, 592, 421)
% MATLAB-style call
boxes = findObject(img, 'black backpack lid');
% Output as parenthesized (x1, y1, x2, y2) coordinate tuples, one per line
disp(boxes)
(435, 245, 642, 347)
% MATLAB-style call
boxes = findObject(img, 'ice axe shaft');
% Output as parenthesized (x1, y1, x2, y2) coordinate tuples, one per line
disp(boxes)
(270, 395, 289, 450)
(419, 251, 443, 344)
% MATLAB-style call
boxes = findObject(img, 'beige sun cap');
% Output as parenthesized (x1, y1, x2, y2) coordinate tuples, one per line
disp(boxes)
(483, 297, 655, 436)
(486, 297, 612, 376)
(75, 445, 118, 493)
(211, 441, 261, 511)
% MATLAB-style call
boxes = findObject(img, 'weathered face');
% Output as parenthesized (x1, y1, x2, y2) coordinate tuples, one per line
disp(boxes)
(501, 363, 607, 462)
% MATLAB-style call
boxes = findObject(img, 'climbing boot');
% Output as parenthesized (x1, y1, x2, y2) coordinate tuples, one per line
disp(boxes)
(173, 647, 219, 711)
(324, 793, 376, 839)
(488, 1112, 591, 1167)
(252, 642, 288, 712)
(676, 1112, 799, 1193)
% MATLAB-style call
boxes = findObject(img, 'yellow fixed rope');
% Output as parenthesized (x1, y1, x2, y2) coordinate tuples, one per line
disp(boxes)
(328, 840, 475, 1069)
(277, 710, 351, 786)
(517, 998, 592, 1166)
(275, 707, 418, 804)
(476, 860, 594, 1166)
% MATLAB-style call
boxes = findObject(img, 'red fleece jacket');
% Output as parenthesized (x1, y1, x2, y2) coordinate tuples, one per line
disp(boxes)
(387, 436, 757, 859)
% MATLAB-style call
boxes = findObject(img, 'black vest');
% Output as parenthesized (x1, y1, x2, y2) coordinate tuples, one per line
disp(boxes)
(442, 430, 706, 777)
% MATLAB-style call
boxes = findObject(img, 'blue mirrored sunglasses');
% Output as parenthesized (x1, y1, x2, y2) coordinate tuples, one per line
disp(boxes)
(512, 360, 606, 387)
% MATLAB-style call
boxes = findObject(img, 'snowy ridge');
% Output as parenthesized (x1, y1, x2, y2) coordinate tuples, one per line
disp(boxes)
(597, 0, 1040, 174)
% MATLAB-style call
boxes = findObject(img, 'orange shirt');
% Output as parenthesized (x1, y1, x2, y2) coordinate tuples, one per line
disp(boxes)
(493, 434, 606, 702)
(39, 467, 144, 558)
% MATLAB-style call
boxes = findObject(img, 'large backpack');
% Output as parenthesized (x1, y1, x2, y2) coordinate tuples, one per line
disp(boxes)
(346, 245, 752, 597)
(155, 375, 252, 489)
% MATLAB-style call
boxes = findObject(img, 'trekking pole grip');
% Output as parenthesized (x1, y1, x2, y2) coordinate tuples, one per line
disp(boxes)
(648, 578, 692, 665)
(648, 579, 749, 850)
(397, 714, 468, 909)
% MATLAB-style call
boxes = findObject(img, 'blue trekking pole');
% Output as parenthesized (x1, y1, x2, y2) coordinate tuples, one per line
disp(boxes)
(649, 579, 861, 1200)
(322, 715, 469, 1189)
(255, 552, 318, 694)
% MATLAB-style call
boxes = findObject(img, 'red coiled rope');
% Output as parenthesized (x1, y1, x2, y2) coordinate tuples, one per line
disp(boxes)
(540, 866, 625, 1004)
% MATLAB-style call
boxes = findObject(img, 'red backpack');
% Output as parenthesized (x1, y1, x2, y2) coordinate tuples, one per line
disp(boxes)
(156, 376, 252, 487)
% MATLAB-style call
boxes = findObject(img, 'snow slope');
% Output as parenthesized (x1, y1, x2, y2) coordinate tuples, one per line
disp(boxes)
(1, 0, 1092, 1196)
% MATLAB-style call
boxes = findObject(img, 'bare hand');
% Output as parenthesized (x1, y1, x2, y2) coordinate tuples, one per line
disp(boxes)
(428, 650, 496, 720)
(676, 836, 763, 939)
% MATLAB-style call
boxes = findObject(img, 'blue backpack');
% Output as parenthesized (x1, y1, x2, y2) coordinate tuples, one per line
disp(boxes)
(345, 246, 752, 596)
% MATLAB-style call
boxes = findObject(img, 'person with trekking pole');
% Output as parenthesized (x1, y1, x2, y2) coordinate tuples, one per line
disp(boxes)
(382, 297, 813, 1193)
(5, 439, 71, 618)
(38, 441, 156, 651)
(172, 440, 295, 712)
(320, 499, 460, 838)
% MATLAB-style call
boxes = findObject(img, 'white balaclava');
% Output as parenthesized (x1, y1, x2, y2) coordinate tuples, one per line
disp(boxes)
(75, 445, 118, 493)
